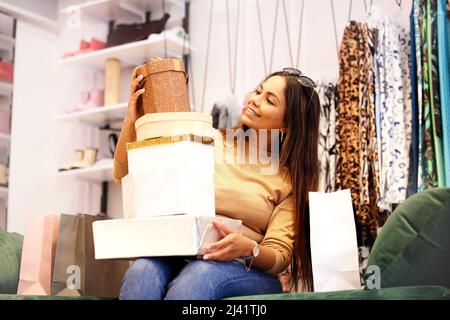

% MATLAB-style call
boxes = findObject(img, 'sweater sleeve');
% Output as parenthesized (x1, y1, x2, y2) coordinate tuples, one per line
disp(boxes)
(113, 158, 128, 185)
(259, 194, 295, 275)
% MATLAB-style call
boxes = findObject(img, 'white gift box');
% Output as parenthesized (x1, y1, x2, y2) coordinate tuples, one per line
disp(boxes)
(124, 135, 215, 218)
(309, 189, 361, 292)
(92, 215, 242, 259)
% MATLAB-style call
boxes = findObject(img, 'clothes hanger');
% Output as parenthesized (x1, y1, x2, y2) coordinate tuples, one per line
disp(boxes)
(225, 0, 241, 96)
(390, 0, 405, 27)
(330, 0, 340, 61)
(348, 0, 354, 23)
(365, 2, 384, 29)
(281, 0, 294, 67)
(200, 0, 215, 112)
(295, 0, 306, 69)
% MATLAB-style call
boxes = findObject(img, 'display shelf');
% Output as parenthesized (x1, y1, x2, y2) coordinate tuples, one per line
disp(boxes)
(57, 102, 127, 127)
(61, 0, 185, 22)
(56, 159, 114, 182)
(58, 33, 191, 69)
(0, 186, 7, 200)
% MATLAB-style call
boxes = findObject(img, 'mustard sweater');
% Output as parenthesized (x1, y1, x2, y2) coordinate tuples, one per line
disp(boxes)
(113, 130, 295, 275)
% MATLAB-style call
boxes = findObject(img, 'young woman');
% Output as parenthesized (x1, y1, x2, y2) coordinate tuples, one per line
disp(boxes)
(113, 67, 320, 299)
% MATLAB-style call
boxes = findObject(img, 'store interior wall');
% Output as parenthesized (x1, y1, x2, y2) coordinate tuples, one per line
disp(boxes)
(0, 0, 58, 20)
(6, 0, 413, 234)
(188, 0, 412, 115)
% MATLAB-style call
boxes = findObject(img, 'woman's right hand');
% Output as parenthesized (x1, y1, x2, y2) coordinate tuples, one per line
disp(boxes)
(125, 67, 146, 123)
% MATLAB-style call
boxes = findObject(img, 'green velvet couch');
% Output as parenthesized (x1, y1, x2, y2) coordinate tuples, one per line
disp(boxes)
(1, 188, 450, 300)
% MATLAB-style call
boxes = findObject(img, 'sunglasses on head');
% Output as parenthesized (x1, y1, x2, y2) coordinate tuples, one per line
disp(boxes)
(282, 67, 316, 88)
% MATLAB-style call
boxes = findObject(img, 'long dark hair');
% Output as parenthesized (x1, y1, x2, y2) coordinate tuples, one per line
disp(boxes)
(256, 71, 320, 291)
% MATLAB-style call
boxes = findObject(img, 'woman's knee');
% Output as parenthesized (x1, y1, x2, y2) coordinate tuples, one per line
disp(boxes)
(120, 258, 172, 300)
(164, 260, 232, 300)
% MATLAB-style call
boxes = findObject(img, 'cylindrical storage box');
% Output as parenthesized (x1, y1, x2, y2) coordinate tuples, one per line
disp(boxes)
(136, 58, 190, 114)
(104, 58, 121, 106)
(135, 112, 214, 141)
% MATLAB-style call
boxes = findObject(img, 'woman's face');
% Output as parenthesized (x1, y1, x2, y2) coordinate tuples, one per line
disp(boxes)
(241, 75, 287, 130)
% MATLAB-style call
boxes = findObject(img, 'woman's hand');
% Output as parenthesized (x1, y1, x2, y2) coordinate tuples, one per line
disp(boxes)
(199, 221, 255, 261)
(125, 67, 145, 123)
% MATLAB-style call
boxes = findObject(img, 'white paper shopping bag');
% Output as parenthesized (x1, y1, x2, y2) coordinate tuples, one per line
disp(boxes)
(309, 189, 361, 292)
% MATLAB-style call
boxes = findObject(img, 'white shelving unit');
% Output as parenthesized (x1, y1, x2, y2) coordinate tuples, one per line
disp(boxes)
(59, 34, 191, 69)
(61, 0, 186, 22)
(56, 159, 114, 183)
(56, 0, 192, 211)
(57, 102, 127, 127)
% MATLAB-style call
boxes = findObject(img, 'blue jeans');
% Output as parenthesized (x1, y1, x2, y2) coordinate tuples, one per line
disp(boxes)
(119, 257, 282, 300)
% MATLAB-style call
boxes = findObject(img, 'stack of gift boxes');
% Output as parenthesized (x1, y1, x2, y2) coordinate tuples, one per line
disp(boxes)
(93, 58, 241, 259)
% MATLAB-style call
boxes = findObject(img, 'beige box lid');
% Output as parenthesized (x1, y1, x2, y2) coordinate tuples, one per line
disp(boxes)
(135, 112, 214, 141)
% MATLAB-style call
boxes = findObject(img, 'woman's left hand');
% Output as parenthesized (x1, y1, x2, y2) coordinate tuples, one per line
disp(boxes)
(198, 221, 254, 261)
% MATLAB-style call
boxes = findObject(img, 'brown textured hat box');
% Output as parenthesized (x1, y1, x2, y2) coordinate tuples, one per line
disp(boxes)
(136, 58, 190, 114)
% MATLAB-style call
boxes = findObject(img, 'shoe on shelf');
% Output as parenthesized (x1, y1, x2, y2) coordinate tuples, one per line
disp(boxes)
(151, 26, 186, 41)
(107, 13, 170, 47)
(64, 70, 105, 113)
(85, 89, 105, 109)
(71, 147, 98, 169)
(62, 39, 89, 58)
(58, 149, 84, 172)
(65, 91, 90, 114)
(62, 38, 106, 59)
(0, 61, 14, 83)
(80, 38, 107, 54)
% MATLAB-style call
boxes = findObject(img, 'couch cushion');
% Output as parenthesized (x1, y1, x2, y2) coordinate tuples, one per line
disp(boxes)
(228, 286, 450, 300)
(0, 230, 24, 294)
(0, 294, 111, 300)
(364, 188, 450, 288)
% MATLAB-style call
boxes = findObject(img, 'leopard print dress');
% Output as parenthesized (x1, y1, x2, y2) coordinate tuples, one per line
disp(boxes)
(336, 22, 388, 240)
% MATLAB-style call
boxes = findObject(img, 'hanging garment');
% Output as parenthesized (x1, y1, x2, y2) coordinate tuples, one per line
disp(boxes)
(421, 0, 439, 188)
(409, 6, 419, 196)
(210, 93, 242, 129)
(413, 0, 425, 191)
(336, 22, 386, 238)
(438, 0, 450, 186)
(428, 0, 446, 187)
(317, 83, 338, 193)
(375, 18, 413, 210)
